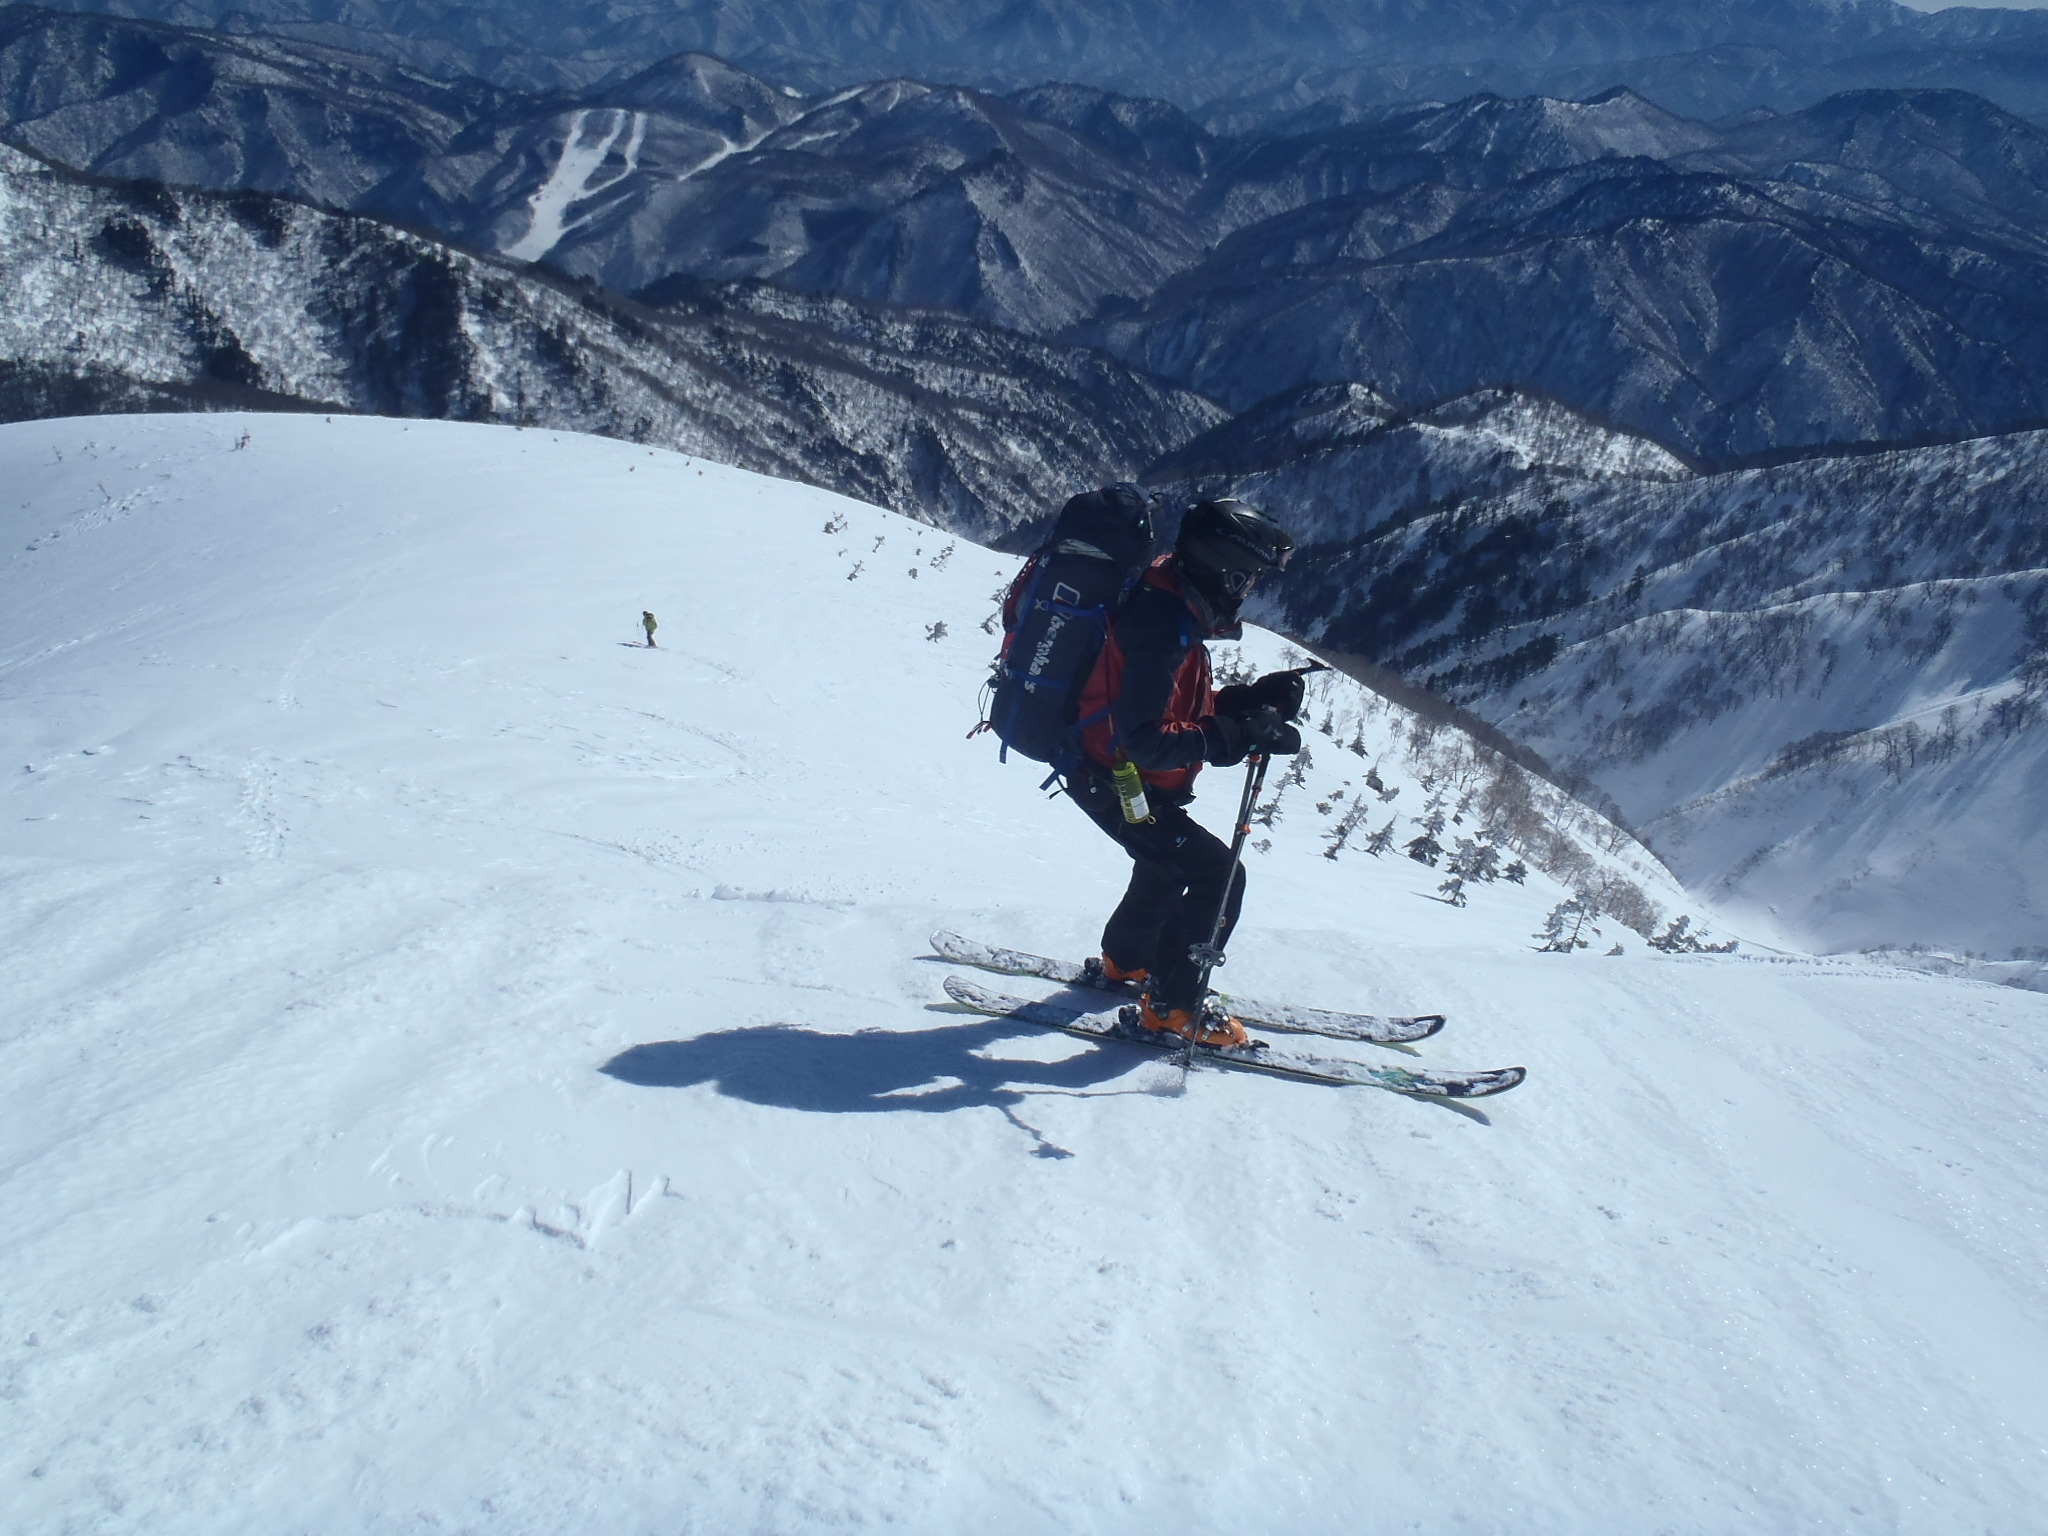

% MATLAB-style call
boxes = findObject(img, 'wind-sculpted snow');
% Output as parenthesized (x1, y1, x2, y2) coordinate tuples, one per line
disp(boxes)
(1248, 403, 2048, 955)
(0, 143, 1221, 543)
(2, 413, 2045, 1531)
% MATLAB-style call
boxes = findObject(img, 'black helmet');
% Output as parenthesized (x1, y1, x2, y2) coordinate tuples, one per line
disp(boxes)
(1176, 498, 1293, 604)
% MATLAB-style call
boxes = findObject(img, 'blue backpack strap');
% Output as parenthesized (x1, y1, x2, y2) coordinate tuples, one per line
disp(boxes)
(1081, 572, 1151, 759)
(989, 558, 1058, 756)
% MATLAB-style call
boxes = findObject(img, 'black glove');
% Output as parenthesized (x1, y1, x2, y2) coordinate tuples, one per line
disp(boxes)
(1214, 683, 1256, 720)
(1241, 707, 1302, 756)
(1247, 669, 1308, 722)
(1198, 713, 1250, 767)
(1216, 669, 1308, 724)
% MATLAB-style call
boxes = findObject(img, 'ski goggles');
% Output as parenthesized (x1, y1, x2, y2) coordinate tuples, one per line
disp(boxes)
(1218, 546, 1290, 598)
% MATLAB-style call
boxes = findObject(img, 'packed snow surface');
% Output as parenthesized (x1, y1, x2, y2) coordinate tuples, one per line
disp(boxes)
(3, 415, 2046, 1534)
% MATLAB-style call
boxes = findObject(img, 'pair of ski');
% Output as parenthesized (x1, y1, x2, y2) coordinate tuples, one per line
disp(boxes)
(933, 932, 1524, 1099)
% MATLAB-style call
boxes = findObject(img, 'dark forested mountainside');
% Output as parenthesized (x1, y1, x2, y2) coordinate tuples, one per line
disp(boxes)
(1083, 95, 2048, 465)
(0, 144, 1220, 543)
(45, 0, 2048, 124)
(1234, 403, 2048, 720)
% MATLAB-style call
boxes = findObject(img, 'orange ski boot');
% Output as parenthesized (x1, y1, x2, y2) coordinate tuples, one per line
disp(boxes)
(1135, 994, 1249, 1049)
(1082, 954, 1149, 991)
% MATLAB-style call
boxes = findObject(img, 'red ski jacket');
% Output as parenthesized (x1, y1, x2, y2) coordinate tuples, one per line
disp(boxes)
(1077, 557, 1231, 800)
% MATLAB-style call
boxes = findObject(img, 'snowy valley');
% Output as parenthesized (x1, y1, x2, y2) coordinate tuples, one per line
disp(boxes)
(2, 414, 2045, 1532)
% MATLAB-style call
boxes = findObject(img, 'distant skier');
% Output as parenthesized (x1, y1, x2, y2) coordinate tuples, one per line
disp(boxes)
(642, 610, 658, 647)
(1068, 498, 1304, 1047)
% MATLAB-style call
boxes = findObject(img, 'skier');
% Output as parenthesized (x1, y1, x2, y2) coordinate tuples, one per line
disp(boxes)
(1068, 498, 1305, 1047)
(642, 610, 658, 647)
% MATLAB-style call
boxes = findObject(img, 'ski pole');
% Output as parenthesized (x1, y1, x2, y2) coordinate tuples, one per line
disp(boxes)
(1188, 749, 1268, 998)
(1185, 664, 1323, 1004)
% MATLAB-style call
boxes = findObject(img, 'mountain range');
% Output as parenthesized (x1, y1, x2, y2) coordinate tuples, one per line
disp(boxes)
(43, 0, 2048, 125)
(10, 7, 2048, 465)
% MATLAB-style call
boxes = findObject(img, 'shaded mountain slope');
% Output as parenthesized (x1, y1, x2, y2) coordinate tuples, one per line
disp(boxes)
(1084, 98, 2048, 465)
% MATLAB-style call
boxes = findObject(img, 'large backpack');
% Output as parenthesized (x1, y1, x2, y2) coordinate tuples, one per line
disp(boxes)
(983, 484, 1159, 765)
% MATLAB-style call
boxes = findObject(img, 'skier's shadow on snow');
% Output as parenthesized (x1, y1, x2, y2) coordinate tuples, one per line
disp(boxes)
(601, 1016, 1162, 1155)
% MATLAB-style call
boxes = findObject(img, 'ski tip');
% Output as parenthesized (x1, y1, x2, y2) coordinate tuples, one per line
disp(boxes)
(1382, 1063, 1527, 1098)
(1453, 1066, 1526, 1098)
(1406, 1013, 1448, 1040)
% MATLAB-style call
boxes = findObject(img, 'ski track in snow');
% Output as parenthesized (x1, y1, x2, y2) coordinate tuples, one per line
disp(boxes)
(1, 414, 2045, 1533)
(673, 118, 782, 186)
(505, 108, 649, 263)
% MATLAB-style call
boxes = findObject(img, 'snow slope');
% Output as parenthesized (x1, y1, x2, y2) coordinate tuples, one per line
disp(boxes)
(4, 414, 2047, 1534)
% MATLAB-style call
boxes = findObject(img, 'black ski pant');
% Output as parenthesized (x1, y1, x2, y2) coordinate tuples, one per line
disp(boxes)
(1066, 766, 1245, 1013)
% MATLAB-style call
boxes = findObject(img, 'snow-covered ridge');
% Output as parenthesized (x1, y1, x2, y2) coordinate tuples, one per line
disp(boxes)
(1263, 419, 2048, 956)
(0, 141, 1219, 545)
(8, 115, 2040, 958)
(1161, 386, 1689, 549)
(3, 413, 2044, 1532)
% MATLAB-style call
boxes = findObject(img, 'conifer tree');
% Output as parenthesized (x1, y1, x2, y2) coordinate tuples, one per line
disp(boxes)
(1649, 915, 1738, 954)
(1534, 897, 1594, 952)
(1413, 790, 1447, 839)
